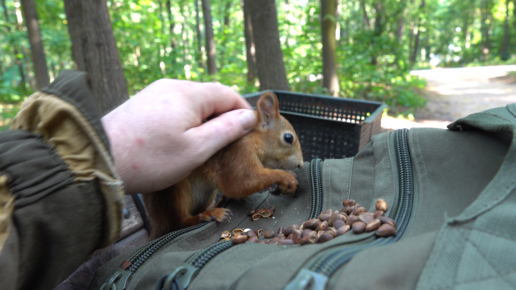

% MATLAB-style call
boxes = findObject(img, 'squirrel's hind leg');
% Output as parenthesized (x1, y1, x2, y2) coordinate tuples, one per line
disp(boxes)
(188, 207, 232, 224)
(183, 189, 232, 226)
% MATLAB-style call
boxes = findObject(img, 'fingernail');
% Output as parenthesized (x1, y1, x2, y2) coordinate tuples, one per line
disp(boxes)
(238, 110, 256, 130)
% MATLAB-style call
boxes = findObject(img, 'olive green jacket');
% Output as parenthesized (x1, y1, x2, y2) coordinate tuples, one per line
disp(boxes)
(0, 71, 125, 290)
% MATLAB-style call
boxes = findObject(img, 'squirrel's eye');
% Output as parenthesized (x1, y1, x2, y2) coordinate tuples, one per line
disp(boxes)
(284, 133, 293, 145)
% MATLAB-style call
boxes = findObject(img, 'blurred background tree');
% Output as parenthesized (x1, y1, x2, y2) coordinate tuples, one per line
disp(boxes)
(1, 0, 515, 123)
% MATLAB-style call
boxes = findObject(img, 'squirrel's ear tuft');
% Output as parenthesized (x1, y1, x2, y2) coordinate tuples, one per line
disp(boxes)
(257, 92, 280, 130)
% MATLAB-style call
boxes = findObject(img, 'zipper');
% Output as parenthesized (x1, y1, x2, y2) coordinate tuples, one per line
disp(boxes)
(309, 158, 323, 219)
(156, 240, 234, 290)
(100, 222, 210, 290)
(284, 129, 415, 290)
(155, 158, 326, 290)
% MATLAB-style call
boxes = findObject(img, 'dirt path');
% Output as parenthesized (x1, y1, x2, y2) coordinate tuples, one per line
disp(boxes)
(381, 65, 516, 131)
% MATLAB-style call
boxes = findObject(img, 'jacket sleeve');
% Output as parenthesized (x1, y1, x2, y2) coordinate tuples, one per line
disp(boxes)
(0, 70, 125, 290)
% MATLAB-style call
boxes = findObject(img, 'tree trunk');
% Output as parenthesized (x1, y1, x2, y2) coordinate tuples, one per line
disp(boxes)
(501, 0, 510, 60)
(14, 47, 26, 86)
(20, 0, 50, 89)
(201, 0, 217, 75)
(371, 0, 384, 65)
(514, 0, 516, 46)
(63, 1, 86, 70)
(157, 0, 166, 74)
(21, 47, 35, 90)
(166, 0, 177, 50)
(321, 0, 339, 96)
(15, 1, 36, 90)
(179, 6, 190, 65)
(410, 25, 420, 67)
(249, 0, 289, 90)
(1, 0, 27, 87)
(360, 0, 371, 30)
(194, 0, 205, 69)
(396, 7, 406, 44)
(223, 0, 231, 27)
(218, 0, 232, 69)
(243, 0, 257, 83)
(410, 0, 425, 68)
(63, 0, 128, 115)
(195, 0, 202, 54)
(480, 0, 493, 62)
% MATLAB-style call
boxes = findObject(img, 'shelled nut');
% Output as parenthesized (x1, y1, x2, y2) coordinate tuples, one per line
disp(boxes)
(376, 199, 388, 212)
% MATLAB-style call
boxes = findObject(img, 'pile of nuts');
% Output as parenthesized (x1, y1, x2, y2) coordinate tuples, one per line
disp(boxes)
(222, 198, 397, 246)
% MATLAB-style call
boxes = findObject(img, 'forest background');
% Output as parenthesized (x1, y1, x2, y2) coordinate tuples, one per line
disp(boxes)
(1, 0, 516, 129)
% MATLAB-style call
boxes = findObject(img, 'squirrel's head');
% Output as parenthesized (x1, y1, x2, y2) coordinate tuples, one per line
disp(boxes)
(255, 92, 304, 170)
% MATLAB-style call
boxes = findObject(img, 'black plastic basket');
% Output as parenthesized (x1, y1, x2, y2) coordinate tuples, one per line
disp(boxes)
(244, 90, 387, 161)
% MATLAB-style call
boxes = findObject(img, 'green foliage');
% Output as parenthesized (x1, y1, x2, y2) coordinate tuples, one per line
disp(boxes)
(280, 0, 427, 110)
(1, 0, 515, 113)
(0, 103, 20, 131)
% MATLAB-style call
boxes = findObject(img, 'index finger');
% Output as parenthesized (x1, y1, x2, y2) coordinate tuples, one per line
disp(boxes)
(193, 82, 252, 119)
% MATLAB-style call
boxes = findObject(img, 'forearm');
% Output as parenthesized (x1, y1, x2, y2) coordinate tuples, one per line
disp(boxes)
(0, 71, 125, 290)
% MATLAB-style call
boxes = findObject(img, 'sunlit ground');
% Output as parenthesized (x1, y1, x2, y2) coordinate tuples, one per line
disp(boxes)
(381, 114, 449, 131)
(382, 65, 516, 132)
(411, 65, 516, 119)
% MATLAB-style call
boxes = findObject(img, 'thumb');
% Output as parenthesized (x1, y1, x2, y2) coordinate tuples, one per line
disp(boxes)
(186, 109, 257, 161)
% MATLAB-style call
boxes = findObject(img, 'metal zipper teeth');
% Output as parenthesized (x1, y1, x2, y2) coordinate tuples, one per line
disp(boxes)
(156, 240, 234, 290)
(159, 161, 325, 290)
(187, 240, 233, 269)
(101, 222, 211, 290)
(393, 129, 414, 237)
(315, 129, 414, 277)
(309, 158, 323, 219)
(166, 159, 325, 284)
(127, 221, 209, 273)
(293, 129, 415, 282)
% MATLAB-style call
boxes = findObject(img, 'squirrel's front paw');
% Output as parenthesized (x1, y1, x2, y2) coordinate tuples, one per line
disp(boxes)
(200, 207, 232, 223)
(277, 172, 299, 195)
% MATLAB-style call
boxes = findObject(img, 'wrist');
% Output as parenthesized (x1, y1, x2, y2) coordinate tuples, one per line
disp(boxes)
(101, 112, 137, 194)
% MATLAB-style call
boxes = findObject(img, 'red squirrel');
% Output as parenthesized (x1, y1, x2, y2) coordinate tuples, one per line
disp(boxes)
(143, 92, 304, 239)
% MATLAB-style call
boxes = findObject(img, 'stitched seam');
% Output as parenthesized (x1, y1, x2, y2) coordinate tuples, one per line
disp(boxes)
(416, 225, 453, 289)
(455, 270, 516, 287)
(454, 227, 472, 287)
(458, 226, 516, 244)
(428, 269, 516, 290)
(338, 159, 347, 204)
(347, 158, 353, 201)
(478, 111, 513, 122)
(328, 159, 333, 210)
(459, 227, 516, 289)
(413, 130, 428, 231)
(453, 180, 516, 223)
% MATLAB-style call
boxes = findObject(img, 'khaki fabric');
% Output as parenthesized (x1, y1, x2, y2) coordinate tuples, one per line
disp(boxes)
(11, 92, 124, 246)
(416, 104, 516, 290)
(0, 70, 126, 290)
(0, 175, 14, 253)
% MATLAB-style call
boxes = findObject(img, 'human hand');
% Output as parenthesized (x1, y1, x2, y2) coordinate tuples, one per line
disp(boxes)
(101, 79, 257, 194)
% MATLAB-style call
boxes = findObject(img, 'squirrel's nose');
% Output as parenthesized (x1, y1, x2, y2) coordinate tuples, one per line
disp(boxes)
(298, 163, 303, 169)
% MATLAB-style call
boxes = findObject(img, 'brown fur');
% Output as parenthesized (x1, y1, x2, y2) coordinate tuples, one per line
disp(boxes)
(143, 92, 304, 239)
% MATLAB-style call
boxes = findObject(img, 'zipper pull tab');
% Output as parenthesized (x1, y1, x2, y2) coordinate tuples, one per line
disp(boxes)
(284, 269, 328, 290)
(100, 268, 131, 290)
(161, 264, 199, 290)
